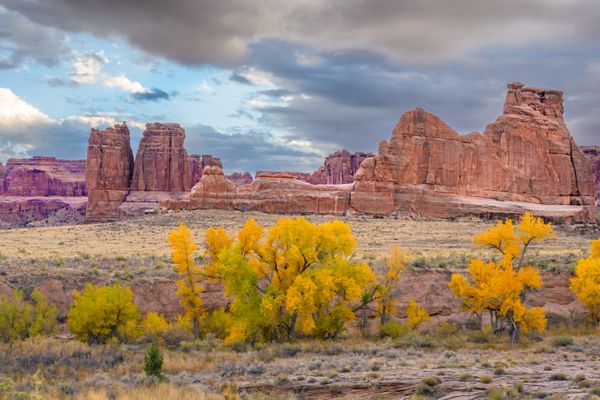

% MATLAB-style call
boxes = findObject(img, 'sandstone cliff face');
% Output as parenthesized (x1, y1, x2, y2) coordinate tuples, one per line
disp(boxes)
(352, 82, 595, 222)
(0, 157, 86, 196)
(164, 83, 595, 223)
(582, 146, 600, 202)
(188, 154, 223, 188)
(307, 150, 373, 184)
(163, 166, 352, 215)
(131, 123, 190, 192)
(85, 123, 134, 222)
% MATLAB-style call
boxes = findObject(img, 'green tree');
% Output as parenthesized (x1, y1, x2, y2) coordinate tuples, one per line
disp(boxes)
(67, 284, 140, 344)
(144, 342, 164, 379)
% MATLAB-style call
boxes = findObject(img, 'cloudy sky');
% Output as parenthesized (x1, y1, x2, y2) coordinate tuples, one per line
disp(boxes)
(0, 0, 599, 173)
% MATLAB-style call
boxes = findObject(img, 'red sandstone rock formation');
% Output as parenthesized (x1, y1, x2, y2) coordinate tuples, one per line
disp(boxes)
(131, 123, 190, 192)
(163, 166, 351, 214)
(0, 196, 86, 227)
(582, 146, 600, 202)
(351, 82, 595, 222)
(164, 83, 595, 223)
(85, 122, 134, 222)
(0, 157, 86, 196)
(227, 171, 253, 185)
(307, 150, 373, 184)
(188, 154, 223, 188)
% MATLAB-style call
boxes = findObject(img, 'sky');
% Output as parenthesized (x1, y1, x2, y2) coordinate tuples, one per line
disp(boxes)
(0, 0, 599, 173)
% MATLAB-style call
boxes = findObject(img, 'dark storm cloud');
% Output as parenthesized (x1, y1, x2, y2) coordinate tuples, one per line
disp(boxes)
(229, 72, 253, 85)
(0, 8, 68, 69)
(184, 124, 322, 173)
(243, 40, 600, 151)
(131, 88, 170, 102)
(3, 0, 600, 66)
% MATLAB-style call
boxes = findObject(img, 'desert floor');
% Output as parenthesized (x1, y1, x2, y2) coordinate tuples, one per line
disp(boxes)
(1, 210, 600, 399)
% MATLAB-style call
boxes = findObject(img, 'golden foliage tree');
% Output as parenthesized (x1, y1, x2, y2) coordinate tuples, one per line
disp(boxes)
(0, 289, 57, 342)
(67, 284, 140, 344)
(570, 238, 600, 323)
(168, 223, 205, 339)
(194, 217, 377, 343)
(449, 212, 552, 342)
(404, 300, 431, 330)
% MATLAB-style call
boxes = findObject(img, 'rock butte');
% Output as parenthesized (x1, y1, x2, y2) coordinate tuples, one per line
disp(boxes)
(162, 83, 596, 223)
(0, 157, 87, 227)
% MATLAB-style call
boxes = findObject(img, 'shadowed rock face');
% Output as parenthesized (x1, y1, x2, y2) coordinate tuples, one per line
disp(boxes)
(164, 83, 596, 223)
(0, 157, 86, 197)
(582, 146, 600, 202)
(307, 150, 373, 185)
(188, 154, 223, 188)
(227, 171, 253, 186)
(85, 122, 134, 223)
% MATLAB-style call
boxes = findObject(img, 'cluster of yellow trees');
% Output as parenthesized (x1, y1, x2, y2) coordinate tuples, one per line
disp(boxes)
(168, 218, 429, 344)
(3, 212, 600, 346)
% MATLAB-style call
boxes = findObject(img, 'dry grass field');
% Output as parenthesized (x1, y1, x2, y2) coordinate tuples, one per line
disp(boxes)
(0, 209, 595, 268)
(1, 211, 600, 399)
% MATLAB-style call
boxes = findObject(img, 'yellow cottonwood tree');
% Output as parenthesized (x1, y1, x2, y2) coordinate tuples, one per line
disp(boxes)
(67, 284, 139, 344)
(449, 213, 551, 342)
(570, 238, 600, 323)
(404, 299, 430, 330)
(168, 223, 206, 339)
(203, 217, 376, 343)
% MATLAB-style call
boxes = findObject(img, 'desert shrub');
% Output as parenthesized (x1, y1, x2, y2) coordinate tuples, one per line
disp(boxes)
(67, 284, 140, 344)
(552, 335, 573, 348)
(379, 320, 404, 339)
(0, 289, 57, 342)
(436, 320, 460, 337)
(144, 342, 164, 379)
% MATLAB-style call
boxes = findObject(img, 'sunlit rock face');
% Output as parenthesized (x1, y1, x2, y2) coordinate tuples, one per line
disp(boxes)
(351, 82, 595, 222)
(164, 83, 596, 223)
(85, 122, 134, 223)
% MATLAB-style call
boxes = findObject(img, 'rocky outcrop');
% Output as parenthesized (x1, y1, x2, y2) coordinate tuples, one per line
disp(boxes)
(307, 150, 373, 184)
(164, 83, 595, 223)
(0, 196, 86, 228)
(227, 171, 253, 186)
(582, 146, 600, 203)
(351, 82, 595, 222)
(85, 122, 134, 223)
(163, 167, 352, 215)
(188, 154, 223, 188)
(0, 157, 87, 227)
(131, 123, 190, 192)
(0, 157, 86, 196)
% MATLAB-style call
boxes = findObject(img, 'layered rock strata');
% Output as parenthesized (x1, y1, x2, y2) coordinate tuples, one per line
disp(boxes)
(164, 83, 596, 223)
(0, 157, 86, 196)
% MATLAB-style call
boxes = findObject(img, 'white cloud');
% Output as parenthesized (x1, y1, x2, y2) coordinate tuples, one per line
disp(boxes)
(69, 51, 148, 93)
(64, 112, 145, 130)
(199, 80, 214, 93)
(0, 88, 54, 126)
(103, 75, 146, 93)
